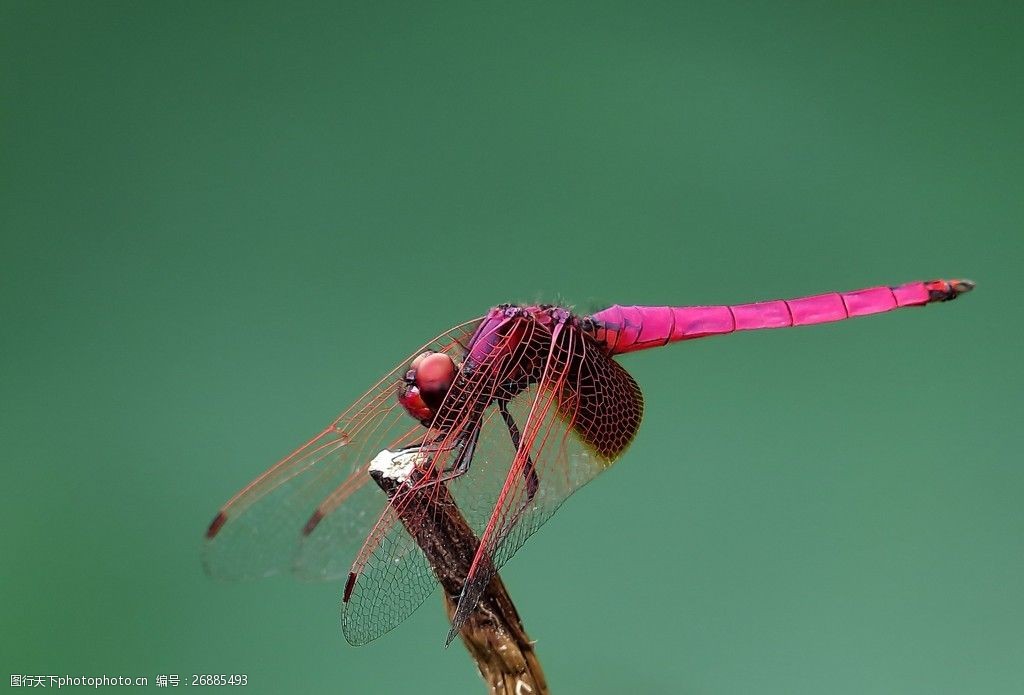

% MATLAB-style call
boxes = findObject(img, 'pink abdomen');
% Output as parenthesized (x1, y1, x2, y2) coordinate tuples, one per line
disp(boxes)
(588, 279, 973, 355)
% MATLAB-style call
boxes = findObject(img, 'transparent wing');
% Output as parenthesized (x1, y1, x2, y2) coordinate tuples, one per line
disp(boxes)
(447, 321, 644, 641)
(341, 313, 545, 644)
(340, 318, 644, 645)
(202, 317, 481, 582)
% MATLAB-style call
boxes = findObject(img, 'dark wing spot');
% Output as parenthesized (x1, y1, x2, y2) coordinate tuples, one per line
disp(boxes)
(343, 572, 357, 603)
(205, 511, 227, 539)
(302, 508, 325, 536)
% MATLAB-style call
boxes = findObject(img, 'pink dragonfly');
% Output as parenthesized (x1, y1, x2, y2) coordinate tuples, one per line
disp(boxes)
(204, 278, 973, 645)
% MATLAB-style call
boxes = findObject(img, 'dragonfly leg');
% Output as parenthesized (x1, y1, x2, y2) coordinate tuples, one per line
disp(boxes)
(439, 421, 481, 480)
(497, 400, 539, 500)
(399, 422, 481, 488)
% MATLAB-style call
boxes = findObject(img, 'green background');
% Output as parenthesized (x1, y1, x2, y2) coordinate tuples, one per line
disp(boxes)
(3, 2, 1021, 693)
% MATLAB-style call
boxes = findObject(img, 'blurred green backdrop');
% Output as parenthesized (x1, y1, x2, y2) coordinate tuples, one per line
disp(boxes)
(2, 2, 1021, 693)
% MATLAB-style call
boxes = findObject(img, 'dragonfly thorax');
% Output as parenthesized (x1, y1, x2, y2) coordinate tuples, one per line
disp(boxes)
(397, 351, 457, 426)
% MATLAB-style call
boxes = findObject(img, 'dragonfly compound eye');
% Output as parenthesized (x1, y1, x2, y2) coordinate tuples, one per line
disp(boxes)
(413, 352, 456, 409)
(397, 351, 457, 425)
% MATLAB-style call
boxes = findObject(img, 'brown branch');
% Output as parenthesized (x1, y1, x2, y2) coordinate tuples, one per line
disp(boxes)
(370, 462, 548, 695)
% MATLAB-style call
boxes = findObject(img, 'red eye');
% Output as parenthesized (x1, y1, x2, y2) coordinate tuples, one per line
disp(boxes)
(397, 385, 433, 424)
(398, 351, 457, 424)
(409, 351, 432, 371)
(415, 353, 455, 409)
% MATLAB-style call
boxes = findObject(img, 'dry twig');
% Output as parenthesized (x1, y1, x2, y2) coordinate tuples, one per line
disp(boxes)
(370, 461, 548, 695)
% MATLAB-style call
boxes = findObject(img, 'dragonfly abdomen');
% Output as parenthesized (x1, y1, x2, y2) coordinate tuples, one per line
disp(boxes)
(588, 278, 974, 355)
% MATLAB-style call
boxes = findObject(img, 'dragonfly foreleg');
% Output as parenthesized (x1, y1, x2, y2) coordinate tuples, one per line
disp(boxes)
(437, 420, 481, 480)
(497, 400, 539, 501)
(392, 422, 482, 488)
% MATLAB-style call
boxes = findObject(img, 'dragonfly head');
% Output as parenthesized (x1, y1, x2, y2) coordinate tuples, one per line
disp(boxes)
(397, 351, 457, 426)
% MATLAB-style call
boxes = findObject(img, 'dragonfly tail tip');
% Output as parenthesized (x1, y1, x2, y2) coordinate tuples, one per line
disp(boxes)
(952, 278, 975, 294)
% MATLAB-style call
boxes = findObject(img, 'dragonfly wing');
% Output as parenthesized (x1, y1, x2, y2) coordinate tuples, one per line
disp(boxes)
(340, 402, 531, 645)
(202, 318, 481, 582)
(341, 314, 548, 644)
(339, 483, 457, 645)
(447, 321, 643, 642)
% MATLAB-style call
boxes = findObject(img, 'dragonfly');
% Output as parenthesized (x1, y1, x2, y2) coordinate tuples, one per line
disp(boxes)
(204, 278, 973, 646)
